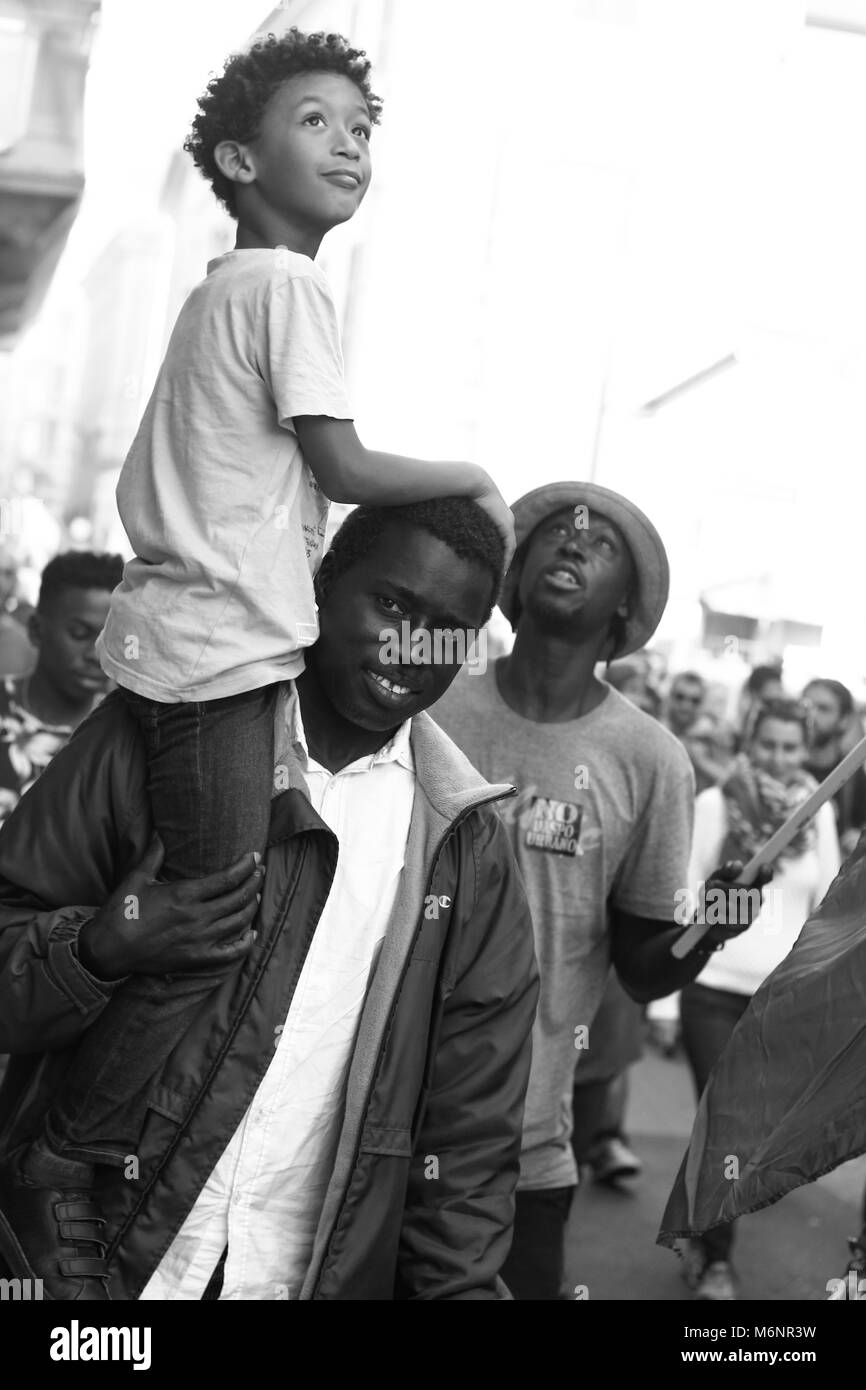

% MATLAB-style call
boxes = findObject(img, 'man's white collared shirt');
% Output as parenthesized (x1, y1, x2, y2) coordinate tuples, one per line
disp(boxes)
(140, 686, 415, 1300)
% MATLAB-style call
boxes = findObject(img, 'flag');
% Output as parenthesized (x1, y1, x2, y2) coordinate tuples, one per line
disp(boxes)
(658, 835, 866, 1249)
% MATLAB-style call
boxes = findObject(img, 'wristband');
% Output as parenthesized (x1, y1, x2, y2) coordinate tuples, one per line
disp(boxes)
(683, 916, 725, 958)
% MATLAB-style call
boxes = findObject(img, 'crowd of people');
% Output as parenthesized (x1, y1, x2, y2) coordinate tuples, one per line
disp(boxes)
(0, 26, 863, 1307)
(0, 518, 861, 1302)
(596, 652, 866, 1299)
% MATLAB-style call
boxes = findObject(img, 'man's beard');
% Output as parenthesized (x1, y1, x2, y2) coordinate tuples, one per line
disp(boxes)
(524, 591, 623, 662)
(811, 728, 838, 752)
(524, 590, 589, 639)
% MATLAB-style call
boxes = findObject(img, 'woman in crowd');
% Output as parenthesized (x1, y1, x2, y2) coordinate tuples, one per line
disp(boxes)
(679, 696, 841, 1301)
(734, 664, 784, 749)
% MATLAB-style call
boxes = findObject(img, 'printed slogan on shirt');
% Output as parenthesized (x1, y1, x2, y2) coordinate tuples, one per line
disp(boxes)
(524, 796, 583, 856)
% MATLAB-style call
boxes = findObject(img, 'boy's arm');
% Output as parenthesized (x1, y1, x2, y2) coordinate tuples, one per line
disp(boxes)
(295, 417, 515, 567)
(259, 272, 515, 563)
(395, 812, 539, 1300)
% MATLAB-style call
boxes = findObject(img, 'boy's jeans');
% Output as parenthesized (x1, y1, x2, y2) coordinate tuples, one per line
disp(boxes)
(44, 684, 278, 1168)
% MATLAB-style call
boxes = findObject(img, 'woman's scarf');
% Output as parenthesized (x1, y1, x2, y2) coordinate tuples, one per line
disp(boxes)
(720, 752, 818, 867)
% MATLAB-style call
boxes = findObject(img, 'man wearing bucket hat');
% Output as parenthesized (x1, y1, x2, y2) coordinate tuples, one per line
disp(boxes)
(431, 481, 769, 1300)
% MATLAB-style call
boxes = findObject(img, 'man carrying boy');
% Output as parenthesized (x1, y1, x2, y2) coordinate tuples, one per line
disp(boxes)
(0, 26, 517, 1275)
(0, 498, 537, 1300)
(432, 481, 770, 1299)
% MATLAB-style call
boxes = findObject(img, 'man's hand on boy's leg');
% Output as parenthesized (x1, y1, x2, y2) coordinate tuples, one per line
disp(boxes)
(76, 835, 264, 982)
(0, 843, 262, 1303)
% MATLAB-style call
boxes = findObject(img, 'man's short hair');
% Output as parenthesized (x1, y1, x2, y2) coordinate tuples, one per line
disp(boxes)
(185, 28, 384, 216)
(37, 552, 124, 613)
(745, 663, 782, 697)
(671, 670, 706, 695)
(325, 498, 504, 618)
(803, 678, 854, 723)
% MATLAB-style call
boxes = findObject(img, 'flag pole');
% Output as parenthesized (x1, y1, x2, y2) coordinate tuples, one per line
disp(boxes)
(672, 732, 866, 958)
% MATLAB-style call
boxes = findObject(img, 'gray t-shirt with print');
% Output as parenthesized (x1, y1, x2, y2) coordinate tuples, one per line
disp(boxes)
(431, 662, 695, 1190)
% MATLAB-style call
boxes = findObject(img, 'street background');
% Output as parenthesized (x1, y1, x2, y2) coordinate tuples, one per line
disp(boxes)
(567, 1044, 866, 1300)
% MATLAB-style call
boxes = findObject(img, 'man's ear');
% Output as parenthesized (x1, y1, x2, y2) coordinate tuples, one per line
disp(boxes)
(27, 611, 43, 649)
(616, 573, 636, 621)
(213, 140, 258, 191)
(313, 552, 336, 608)
(506, 551, 526, 632)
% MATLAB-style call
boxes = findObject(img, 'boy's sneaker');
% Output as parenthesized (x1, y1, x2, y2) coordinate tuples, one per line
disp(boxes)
(586, 1136, 642, 1185)
(695, 1260, 737, 1301)
(0, 1141, 111, 1300)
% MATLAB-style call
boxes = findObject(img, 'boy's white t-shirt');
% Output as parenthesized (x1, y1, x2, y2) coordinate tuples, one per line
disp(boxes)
(96, 246, 352, 702)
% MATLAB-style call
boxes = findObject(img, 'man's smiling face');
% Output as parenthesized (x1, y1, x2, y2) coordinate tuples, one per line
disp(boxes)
(516, 504, 634, 644)
(309, 523, 495, 733)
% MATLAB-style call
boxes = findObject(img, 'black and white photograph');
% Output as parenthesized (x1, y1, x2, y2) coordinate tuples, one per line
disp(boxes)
(0, 0, 865, 1369)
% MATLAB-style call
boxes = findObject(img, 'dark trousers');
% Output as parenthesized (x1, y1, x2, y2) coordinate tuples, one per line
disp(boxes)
(44, 684, 278, 1165)
(122, 684, 279, 881)
(571, 1073, 629, 1163)
(680, 980, 751, 1263)
(500, 1186, 575, 1300)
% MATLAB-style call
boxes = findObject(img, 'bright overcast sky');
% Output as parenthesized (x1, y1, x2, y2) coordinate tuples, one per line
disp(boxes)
(27, 0, 866, 684)
(56, 0, 266, 285)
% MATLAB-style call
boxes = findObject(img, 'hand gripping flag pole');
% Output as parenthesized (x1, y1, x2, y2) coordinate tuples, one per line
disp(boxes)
(672, 732, 866, 959)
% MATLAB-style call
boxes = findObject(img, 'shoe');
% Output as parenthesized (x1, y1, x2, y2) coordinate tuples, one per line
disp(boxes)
(695, 1260, 737, 1301)
(681, 1240, 708, 1291)
(0, 1141, 111, 1300)
(587, 1137, 642, 1185)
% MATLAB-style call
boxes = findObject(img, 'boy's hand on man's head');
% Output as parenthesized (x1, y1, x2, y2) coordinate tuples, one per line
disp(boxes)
(76, 834, 264, 981)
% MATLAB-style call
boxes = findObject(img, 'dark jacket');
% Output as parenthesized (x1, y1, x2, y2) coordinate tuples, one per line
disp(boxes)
(0, 691, 538, 1300)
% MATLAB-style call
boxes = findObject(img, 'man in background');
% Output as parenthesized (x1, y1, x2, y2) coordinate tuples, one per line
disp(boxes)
(0, 549, 122, 1092)
(432, 481, 767, 1300)
(663, 670, 706, 740)
(0, 551, 122, 827)
(802, 677, 866, 856)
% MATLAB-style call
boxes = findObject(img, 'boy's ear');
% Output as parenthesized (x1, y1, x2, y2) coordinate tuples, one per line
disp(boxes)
(213, 140, 258, 190)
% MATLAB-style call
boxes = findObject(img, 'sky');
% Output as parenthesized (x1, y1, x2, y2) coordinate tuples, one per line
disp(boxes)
(11, 0, 866, 686)
(55, 0, 265, 287)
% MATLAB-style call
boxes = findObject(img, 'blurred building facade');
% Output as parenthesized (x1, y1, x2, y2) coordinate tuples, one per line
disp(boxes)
(0, 0, 99, 582)
(0, 0, 865, 693)
(72, 157, 235, 550)
(0, 0, 100, 345)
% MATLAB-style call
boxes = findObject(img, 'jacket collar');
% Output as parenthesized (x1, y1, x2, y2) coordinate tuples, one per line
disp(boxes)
(408, 708, 513, 819)
(278, 681, 415, 775)
(269, 685, 513, 843)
